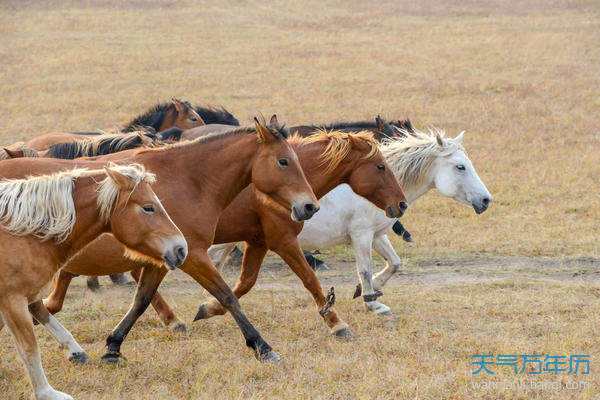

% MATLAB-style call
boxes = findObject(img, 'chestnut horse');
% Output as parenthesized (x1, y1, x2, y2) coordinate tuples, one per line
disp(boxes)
(23, 98, 204, 151)
(0, 163, 186, 400)
(33, 117, 317, 363)
(43, 125, 408, 340)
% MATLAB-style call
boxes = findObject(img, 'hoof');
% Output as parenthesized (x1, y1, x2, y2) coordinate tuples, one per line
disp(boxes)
(333, 327, 354, 340)
(171, 322, 188, 333)
(258, 350, 282, 364)
(101, 351, 126, 365)
(193, 304, 209, 321)
(86, 277, 101, 292)
(353, 283, 362, 299)
(109, 273, 133, 286)
(68, 352, 88, 364)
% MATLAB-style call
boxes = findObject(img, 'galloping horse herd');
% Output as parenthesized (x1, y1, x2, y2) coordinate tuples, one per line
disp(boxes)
(0, 98, 492, 400)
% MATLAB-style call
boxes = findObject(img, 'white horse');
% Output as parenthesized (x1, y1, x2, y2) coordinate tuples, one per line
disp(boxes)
(209, 127, 492, 316)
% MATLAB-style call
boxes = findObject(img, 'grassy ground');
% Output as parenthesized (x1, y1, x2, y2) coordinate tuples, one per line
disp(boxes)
(1, 1, 599, 399)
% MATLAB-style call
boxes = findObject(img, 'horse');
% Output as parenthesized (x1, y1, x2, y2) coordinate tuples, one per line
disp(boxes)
(35, 116, 318, 363)
(0, 163, 187, 400)
(292, 126, 492, 315)
(39, 126, 407, 344)
(22, 98, 204, 151)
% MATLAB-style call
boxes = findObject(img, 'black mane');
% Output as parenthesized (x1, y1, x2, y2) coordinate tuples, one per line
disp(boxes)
(122, 102, 174, 132)
(46, 132, 159, 159)
(194, 105, 240, 126)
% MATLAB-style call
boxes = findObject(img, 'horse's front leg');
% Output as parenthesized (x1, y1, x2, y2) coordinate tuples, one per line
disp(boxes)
(351, 233, 392, 316)
(28, 300, 88, 364)
(184, 249, 280, 363)
(43, 269, 76, 315)
(128, 268, 187, 332)
(372, 234, 402, 291)
(274, 241, 353, 339)
(102, 265, 168, 364)
(195, 243, 266, 319)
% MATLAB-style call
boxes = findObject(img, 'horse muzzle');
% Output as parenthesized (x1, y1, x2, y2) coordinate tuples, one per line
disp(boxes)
(291, 201, 320, 222)
(472, 196, 492, 215)
(163, 243, 188, 270)
(385, 201, 408, 218)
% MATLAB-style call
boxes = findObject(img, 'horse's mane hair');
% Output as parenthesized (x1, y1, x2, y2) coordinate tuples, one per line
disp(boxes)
(309, 121, 379, 131)
(122, 102, 176, 132)
(0, 164, 154, 243)
(289, 130, 379, 173)
(194, 105, 240, 126)
(46, 132, 160, 159)
(381, 127, 464, 189)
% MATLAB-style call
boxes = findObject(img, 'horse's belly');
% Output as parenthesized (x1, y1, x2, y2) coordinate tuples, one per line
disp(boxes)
(63, 234, 139, 276)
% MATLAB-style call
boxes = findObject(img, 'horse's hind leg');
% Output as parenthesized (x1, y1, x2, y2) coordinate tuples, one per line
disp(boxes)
(102, 265, 168, 364)
(28, 301, 87, 364)
(1, 296, 73, 400)
(109, 273, 132, 286)
(129, 268, 186, 332)
(372, 234, 402, 291)
(43, 269, 75, 315)
(195, 243, 266, 319)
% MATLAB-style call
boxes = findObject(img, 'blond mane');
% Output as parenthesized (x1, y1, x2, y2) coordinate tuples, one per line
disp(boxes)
(0, 163, 154, 243)
(290, 130, 379, 173)
(381, 127, 464, 190)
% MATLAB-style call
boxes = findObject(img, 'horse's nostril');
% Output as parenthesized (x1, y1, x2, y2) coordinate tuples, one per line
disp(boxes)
(482, 197, 490, 206)
(399, 202, 408, 212)
(175, 245, 186, 261)
(305, 203, 317, 213)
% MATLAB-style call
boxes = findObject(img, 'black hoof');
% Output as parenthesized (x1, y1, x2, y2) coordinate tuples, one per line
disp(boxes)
(193, 304, 209, 321)
(86, 277, 101, 292)
(172, 322, 187, 333)
(69, 352, 88, 364)
(333, 327, 354, 340)
(101, 351, 126, 365)
(353, 283, 362, 299)
(109, 273, 133, 286)
(258, 350, 282, 363)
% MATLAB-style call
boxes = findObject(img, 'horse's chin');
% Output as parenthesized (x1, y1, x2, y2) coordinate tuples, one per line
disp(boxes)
(123, 247, 166, 269)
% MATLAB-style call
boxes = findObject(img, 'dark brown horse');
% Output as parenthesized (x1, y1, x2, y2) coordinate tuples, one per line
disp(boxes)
(23, 99, 204, 151)
(30, 117, 318, 363)
(43, 122, 408, 342)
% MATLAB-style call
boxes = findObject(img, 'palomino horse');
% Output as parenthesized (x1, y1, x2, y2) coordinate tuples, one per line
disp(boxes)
(41, 117, 318, 363)
(295, 127, 492, 315)
(43, 126, 407, 339)
(0, 163, 186, 400)
(23, 98, 204, 151)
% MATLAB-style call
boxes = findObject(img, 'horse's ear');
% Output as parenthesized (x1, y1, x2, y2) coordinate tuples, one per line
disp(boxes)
(2, 147, 23, 158)
(254, 116, 272, 143)
(171, 98, 184, 114)
(269, 114, 279, 127)
(435, 132, 444, 147)
(398, 119, 415, 134)
(454, 131, 465, 144)
(105, 164, 135, 190)
(375, 115, 385, 131)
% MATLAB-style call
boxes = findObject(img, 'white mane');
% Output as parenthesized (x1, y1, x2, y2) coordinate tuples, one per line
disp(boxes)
(0, 163, 154, 243)
(380, 127, 464, 190)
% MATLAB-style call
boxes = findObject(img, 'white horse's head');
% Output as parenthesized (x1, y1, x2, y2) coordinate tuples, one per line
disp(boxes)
(430, 132, 492, 214)
(382, 127, 492, 214)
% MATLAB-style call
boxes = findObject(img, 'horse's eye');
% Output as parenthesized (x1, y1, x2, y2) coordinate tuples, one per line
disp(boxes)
(277, 158, 289, 168)
(142, 204, 155, 214)
(456, 164, 466, 171)
(377, 164, 385, 171)
(189, 116, 197, 122)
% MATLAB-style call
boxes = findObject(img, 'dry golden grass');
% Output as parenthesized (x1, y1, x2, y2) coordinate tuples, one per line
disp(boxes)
(1, 1, 600, 399)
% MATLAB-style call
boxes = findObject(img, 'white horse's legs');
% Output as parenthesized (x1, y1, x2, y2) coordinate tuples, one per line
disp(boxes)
(208, 242, 238, 269)
(351, 233, 391, 316)
(372, 234, 402, 291)
(1, 296, 73, 400)
(29, 301, 87, 363)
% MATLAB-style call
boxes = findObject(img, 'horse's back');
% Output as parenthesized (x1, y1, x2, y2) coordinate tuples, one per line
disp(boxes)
(182, 124, 239, 141)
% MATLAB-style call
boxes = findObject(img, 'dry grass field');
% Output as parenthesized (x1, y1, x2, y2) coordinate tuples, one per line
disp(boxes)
(1, 0, 599, 399)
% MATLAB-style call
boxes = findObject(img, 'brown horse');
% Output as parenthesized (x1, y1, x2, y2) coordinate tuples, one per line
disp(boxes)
(0, 163, 186, 400)
(44, 124, 408, 341)
(23, 98, 204, 151)
(28, 116, 318, 363)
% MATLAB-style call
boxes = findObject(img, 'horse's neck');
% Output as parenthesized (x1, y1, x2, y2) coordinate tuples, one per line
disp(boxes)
(156, 133, 257, 211)
(403, 181, 433, 204)
(58, 176, 108, 259)
(157, 109, 175, 131)
(296, 142, 359, 199)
